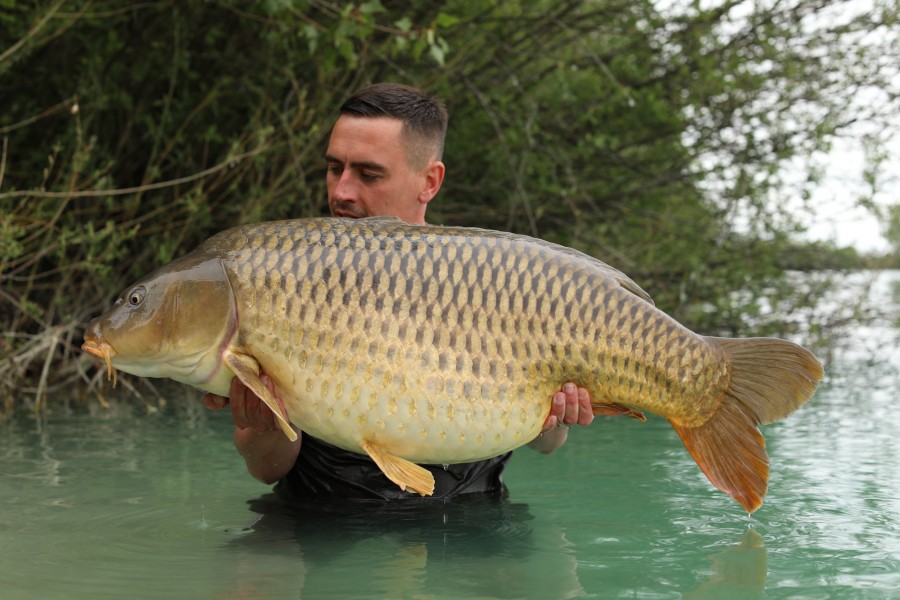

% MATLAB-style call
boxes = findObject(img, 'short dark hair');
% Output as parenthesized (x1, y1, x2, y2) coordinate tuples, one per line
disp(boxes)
(339, 83, 448, 168)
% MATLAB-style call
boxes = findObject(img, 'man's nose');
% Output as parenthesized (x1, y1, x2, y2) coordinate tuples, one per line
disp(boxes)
(332, 172, 357, 202)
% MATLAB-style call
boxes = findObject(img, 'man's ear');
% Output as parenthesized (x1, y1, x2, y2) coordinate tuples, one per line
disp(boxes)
(418, 160, 446, 205)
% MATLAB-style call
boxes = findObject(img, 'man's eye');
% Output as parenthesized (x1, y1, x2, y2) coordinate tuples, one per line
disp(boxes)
(327, 165, 343, 176)
(361, 172, 380, 182)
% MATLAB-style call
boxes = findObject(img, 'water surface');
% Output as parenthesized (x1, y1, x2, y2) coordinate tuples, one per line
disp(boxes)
(2, 271, 898, 599)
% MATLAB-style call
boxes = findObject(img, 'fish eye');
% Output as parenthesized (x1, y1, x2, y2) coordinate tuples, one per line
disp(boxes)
(128, 286, 146, 306)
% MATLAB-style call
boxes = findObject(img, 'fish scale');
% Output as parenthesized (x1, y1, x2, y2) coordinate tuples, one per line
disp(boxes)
(83, 216, 823, 512)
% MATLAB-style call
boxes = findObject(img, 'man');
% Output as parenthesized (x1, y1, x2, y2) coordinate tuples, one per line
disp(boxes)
(205, 83, 595, 498)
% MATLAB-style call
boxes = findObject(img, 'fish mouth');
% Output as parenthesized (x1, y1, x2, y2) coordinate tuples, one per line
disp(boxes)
(82, 337, 118, 387)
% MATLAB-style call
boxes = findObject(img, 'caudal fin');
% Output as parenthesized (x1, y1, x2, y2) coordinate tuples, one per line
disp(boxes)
(669, 337, 824, 513)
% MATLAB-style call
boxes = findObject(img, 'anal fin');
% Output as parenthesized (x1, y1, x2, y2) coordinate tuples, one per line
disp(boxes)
(223, 351, 297, 442)
(361, 441, 435, 497)
(591, 402, 647, 422)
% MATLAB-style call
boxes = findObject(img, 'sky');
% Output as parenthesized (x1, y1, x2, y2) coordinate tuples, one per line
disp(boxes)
(799, 133, 898, 253)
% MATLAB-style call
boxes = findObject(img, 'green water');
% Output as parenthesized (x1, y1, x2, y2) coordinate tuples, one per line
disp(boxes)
(2, 272, 899, 599)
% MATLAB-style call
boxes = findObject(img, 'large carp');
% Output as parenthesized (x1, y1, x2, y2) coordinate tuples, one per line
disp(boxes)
(82, 217, 823, 512)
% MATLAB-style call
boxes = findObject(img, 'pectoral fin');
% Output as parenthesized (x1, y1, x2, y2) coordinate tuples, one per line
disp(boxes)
(223, 351, 297, 442)
(360, 440, 435, 497)
(591, 402, 647, 422)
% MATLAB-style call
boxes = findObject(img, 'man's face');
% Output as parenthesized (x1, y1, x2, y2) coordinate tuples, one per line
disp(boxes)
(325, 115, 443, 225)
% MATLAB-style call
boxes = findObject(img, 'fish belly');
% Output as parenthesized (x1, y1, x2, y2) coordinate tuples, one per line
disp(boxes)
(243, 305, 553, 463)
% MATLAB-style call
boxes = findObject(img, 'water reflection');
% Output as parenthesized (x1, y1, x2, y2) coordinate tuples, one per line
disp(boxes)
(683, 528, 767, 599)
(221, 492, 585, 599)
(890, 276, 900, 309)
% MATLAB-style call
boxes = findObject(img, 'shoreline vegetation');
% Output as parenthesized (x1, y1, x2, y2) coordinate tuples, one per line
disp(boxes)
(2, 1, 898, 409)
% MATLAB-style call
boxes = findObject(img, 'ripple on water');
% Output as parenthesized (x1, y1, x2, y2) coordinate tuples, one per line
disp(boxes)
(0, 494, 290, 600)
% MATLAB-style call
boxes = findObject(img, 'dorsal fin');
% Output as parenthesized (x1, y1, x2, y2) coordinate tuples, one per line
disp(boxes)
(358, 215, 404, 224)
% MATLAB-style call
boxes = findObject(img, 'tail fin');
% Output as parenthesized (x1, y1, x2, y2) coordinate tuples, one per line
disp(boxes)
(669, 337, 824, 513)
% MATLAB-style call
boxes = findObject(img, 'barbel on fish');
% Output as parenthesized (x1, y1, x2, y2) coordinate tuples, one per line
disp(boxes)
(82, 217, 823, 512)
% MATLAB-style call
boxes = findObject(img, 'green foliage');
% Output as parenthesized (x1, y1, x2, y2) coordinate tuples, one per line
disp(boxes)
(886, 204, 900, 261)
(1, 0, 897, 402)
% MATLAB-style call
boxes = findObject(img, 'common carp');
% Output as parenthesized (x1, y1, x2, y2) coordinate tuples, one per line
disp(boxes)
(82, 217, 823, 512)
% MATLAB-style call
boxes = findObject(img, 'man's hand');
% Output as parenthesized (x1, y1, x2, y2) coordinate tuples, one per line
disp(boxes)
(204, 376, 286, 433)
(545, 382, 594, 430)
(528, 382, 594, 455)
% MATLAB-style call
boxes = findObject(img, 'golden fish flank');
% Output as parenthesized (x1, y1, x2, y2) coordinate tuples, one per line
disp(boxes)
(82, 217, 824, 513)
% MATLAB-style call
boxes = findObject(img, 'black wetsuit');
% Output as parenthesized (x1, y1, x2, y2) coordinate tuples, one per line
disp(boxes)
(276, 434, 511, 500)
